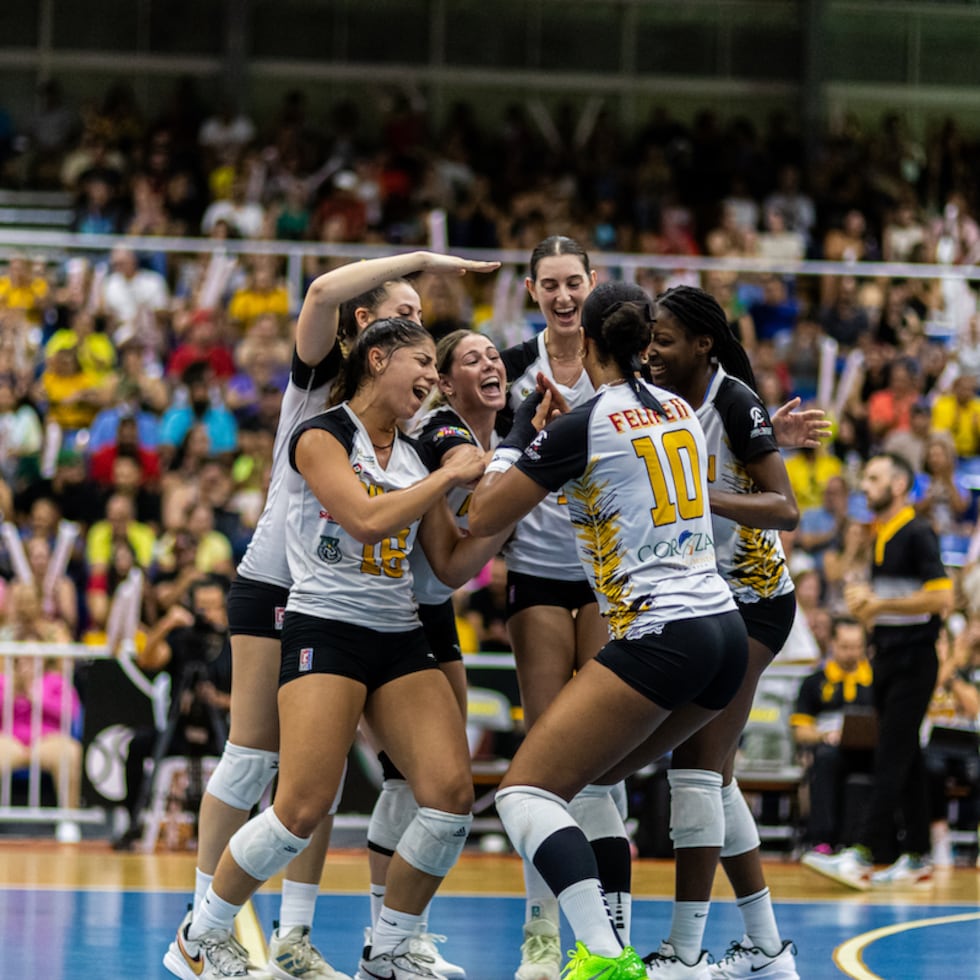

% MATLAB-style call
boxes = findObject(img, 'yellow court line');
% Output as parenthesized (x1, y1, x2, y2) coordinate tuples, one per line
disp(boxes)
(235, 899, 269, 970)
(835, 911, 980, 979)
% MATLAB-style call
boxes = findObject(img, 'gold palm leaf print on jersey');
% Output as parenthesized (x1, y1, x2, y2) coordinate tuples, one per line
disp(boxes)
(732, 523, 784, 597)
(568, 460, 637, 639)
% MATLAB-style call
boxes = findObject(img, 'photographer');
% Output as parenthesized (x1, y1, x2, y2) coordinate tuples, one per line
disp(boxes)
(113, 574, 232, 850)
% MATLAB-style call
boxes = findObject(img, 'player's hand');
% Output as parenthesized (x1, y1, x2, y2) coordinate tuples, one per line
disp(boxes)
(442, 443, 486, 486)
(423, 253, 501, 276)
(535, 372, 570, 420)
(771, 397, 833, 449)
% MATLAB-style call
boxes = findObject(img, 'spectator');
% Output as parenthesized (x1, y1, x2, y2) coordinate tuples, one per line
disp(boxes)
(165, 310, 236, 382)
(822, 517, 873, 617)
(0, 627, 82, 842)
(0, 373, 42, 491)
(21, 534, 79, 637)
(45, 310, 117, 381)
(913, 432, 974, 536)
(86, 492, 156, 581)
(756, 206, 806, 262)
(104, 339, 170, 418)
(101, 454, 162, 530)
(200, 172, 267, 239)
(158, 362, 237, 468)
(198, 99, 256, 170)
(70, 172, 128, 236)
(86, 536, 149, 633)
(819, 275, 871, 351)
(882, 201, 926, 263)
(35, 334, 111, 441)
(98, 247, 171, 354)
(763, 163, 816, 249)
(931, 372, 980, 459)
(882, 397, 933, 472)
(784, 445, 844, 512)
(747, 275, 798, 346)
(89, 413, 161, 488)
(791, 618, 875, 854)
(803, 453, 954, 888)
(226, 256, 290, 334)
(797, 474, 850, 568)
(867, 357, 921, 449)
(0, 255, 51, 327)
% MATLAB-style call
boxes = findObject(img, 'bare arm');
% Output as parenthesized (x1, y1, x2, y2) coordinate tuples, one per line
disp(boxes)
(844, 581, 954, 628)
(295, 251, 500, 365)
(416, 498, 512, 590)
(707, 450, 800, 531)
(295, 430, 486, 545)
(468, 465, 551, 538)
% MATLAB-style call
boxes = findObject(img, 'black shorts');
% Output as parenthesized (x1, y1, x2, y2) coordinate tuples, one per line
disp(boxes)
(419, 599, 463, 663)
(280, 611, 438, 693)
(596, 610, 748, 711)
(227, 577, 289, 639)
(506, 570, 597, 618)
(736, 590, 797, 654)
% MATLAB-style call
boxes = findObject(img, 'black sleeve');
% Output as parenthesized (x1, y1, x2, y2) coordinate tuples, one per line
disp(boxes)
(794, 673, 822, 718)
(288, 407, 356, 472)
(417, 410, 478, 467)
(514, 404, 591, 492)
(910, 520, 950, 584)
(715, 376, 780, 465)
(291, 343, 342, 391)
(500, 338, 537, 383)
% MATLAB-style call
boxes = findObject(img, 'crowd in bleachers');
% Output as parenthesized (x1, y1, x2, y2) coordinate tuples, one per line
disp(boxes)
(1, 79, 979, 853)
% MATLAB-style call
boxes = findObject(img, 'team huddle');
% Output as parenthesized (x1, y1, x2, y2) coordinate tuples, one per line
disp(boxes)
(164, 236, 824, 980)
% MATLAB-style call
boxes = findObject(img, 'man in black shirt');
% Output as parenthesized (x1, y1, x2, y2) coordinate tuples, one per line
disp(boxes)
(802, 453, 953, 888)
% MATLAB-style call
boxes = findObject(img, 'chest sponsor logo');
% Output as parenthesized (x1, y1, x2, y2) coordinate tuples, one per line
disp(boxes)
(638, 529, 714, 561)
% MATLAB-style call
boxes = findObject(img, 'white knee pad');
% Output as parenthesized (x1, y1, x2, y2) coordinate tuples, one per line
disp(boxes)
(568, 784, 627, 841)
(328, 760, 349, 816)
(395, 806, 473, 878)
(229, 806, 310, 882)
(367, 778, 417, 852)
(720, 779, 760, 858)
(206, 741, 279, 811)
(496, 784, 573, 861)
(610, 780, 629, 821)
(667, 769, 724, 850)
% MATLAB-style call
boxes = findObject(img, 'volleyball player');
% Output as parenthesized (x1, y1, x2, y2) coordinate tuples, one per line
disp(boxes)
(499, 236, 633, 979)
(362, 329, 508, 978)
(165, 251, 498, 980)
(171, 317, 507, 980)
(468, 281, 749, 980)
(639, 285, 814, 979)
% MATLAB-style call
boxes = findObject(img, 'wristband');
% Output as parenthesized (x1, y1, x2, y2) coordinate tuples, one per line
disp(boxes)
(485, 446, 522, 475)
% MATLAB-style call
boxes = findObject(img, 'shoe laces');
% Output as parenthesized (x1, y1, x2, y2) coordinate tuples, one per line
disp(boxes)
(277, 928, 326, 970)
(409, 931, 446, 956)
(716, 939, 753, 965)
(522, 930, 562, 964)
(199, 930, 251, 973)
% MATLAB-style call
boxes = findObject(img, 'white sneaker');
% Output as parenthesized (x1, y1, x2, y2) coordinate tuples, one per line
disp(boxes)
(267, 924, 353, 979)
(642, 942, 710, 978)
(800, 846, 871, 891)
(356, 934, 448, 979)
(407, 929, 465, 978)
(514, 918, 561, 980)
(871, 854, 933, 887)
(55, 820, 81, 843)
(708, 937, 799, 978)
(164, 910, 255, 979)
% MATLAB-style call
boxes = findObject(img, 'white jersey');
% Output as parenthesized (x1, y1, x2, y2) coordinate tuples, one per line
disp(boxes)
(514, 380, 735, 639)
(696, 365, 794, 604)
(236, 348, 341, 588)
(501, 332, 595, 580)
(285, 403, 433, 631)
(410, 406, 500, 605)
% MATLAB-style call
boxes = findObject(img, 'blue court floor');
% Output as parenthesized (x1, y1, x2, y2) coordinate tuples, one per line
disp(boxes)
(2, 885, 979, 979)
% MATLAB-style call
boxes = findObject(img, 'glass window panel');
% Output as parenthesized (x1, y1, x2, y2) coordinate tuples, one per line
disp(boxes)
(52, 0, 140, 51)
(444, 0, 532, 68)
(730, 25, 801, 81)
(0, 2, 40, 47)
(250, 0, 338, 60)
(149, 0, 224, 55)
(344, 0, 431, 65)
(635, 10, 718, 76)
(824, 13, 908, 83)
(538, 3, 621, 73)
(919, 17, 980, 85)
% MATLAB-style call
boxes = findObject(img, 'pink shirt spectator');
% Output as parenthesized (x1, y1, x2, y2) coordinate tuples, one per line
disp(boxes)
(0, 668, 80, 746)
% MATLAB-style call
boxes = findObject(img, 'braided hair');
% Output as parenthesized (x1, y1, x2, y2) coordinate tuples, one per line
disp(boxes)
(655, 285, 758, 392)
(332, 316, 432, 404)
(581, 281, 665, 416)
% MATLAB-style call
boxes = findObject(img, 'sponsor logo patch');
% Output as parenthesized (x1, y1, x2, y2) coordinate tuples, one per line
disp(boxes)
(274, 606, 285, 630)
(299, 648, 314, 672)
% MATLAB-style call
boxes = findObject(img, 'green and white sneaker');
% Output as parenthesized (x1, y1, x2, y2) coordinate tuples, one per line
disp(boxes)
(515, 918, 562, 980)
(560, 942, 646, 979)
(267, 924, 353, 979)
(871, 853, 933, 887)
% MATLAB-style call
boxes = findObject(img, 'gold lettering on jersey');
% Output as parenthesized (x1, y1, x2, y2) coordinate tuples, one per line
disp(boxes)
(608, 397, 690, 433)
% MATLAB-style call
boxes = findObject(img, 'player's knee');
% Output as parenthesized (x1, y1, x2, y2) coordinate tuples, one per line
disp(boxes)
(368, 779, 417, 854)
(668, 768, 724, 849)
(396, 806, 473, 878)
(206, 742, 278, 812)
(229, 806, 310, 882)
(720, 778, 760, 857)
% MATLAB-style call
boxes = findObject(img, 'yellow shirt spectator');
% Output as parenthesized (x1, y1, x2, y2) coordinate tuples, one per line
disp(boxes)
(227, 285, 290, 329)
(86, 519, 156, 570)
(0, 269, 49, 326)
(784, 448, 844, 511)
(931, 376, 980, 459)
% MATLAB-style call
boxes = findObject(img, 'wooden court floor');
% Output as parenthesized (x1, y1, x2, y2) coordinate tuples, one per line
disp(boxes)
(2, 841, 979, 979)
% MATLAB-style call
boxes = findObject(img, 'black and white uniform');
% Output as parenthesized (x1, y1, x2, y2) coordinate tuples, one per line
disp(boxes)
(411, 406, 499, 662)
(228, 347, 341, 639)
(697, 365, 796, 652)
(501, 333, 597, 613)
(513, 381, 746, 710)
(280, 404, 440, 691)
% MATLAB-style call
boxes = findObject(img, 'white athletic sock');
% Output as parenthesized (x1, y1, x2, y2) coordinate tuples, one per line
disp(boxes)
(193, 868, 213, 920)
(523, 860, 560, 927)
(278, 879, 319, 932)
(607, 891, 631, 945)
(371, 904, 424, 956)
(558, 879, 621, 957)
(188, 886, 239, 941)
(668, 900, 710, 964)
(369, 883, 386, 929)
(737, 887, 782, 956)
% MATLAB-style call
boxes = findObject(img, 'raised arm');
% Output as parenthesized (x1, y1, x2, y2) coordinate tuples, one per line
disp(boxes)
(296, 251, 500, 365)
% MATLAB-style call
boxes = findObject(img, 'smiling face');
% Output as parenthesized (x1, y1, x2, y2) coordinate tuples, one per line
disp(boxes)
(440, 333, 506, 418)
(371, 337, 439, 419)
(526, 254, 596, 337)
(645, 307, 712, 397)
